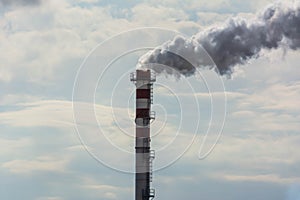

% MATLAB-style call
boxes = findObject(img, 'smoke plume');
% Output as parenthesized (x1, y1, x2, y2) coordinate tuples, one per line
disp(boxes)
(138, 2, 300, 77)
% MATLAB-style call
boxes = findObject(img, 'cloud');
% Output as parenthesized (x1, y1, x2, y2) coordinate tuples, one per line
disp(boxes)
(2, 156, 69, 174)
(104, 192, 117, 200)
(80, 177, 131, 200)
(0, 138, 32, 156)
(196, 12, 233, 26)
(148, 0, 275, 15)
(85, 184, 120, 191)
(0, 94, 42, 106)
(36, 197, 64, 200)
(0, 100, 137, 132)
(0, 100, 75, 128)
(0, 98, 201, 173)
(176, 130, 300, 185)
(0, 1, 131, 83)
(218, 173, 300, 184)
(0, 0, 42, 7)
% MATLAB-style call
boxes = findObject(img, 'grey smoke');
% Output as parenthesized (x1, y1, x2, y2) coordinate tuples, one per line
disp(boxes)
(0, 0, 42, 7)
(138, 2, 300, 77)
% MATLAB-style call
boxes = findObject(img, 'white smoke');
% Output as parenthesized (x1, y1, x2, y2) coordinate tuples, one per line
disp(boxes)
(138, 1, 300, 77)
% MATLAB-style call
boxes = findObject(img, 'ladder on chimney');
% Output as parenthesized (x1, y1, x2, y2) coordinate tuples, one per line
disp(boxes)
(143, 188, 155, 200)
(149, 150, 155, 182)
(149, 83, 154, 104)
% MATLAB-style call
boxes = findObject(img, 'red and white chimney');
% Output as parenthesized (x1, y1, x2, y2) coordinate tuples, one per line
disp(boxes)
(131, 69, 156, 200)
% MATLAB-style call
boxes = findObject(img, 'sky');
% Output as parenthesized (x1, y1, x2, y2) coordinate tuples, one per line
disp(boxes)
(0, 0, 300, 200)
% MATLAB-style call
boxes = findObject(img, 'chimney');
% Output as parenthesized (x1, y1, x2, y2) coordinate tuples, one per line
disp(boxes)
(131, 69, 156, 200)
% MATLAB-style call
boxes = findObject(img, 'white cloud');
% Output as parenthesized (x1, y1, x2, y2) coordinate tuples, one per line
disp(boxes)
(0, 1, 132, 83)
(0, 94, 42, 105)
(131, 4, 187, 23)
(196, 12, 233, 26)
(104, 192, 117, 200)
(148, 0, 277, 13)
(0, 100, 74, 128)
(218, 173, 300, 184)
(0, 138, 32, 156)
(36, 197, 64, 200)
(224, 82, 300, 132)
(81, 177, 131, 200)
(2, 156, 69, 174)
(131, 3, 202, 35)
(85, 184, 120, 191)
(236, 82, 300, 112)
(0, 99, 192, 167)
(206, 134, 300, 178)
(0, 0, 207, 84)
(0, 100, 132, 135)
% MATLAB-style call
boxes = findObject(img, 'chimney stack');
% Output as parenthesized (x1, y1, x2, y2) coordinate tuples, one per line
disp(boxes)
(131, 69, 156, 200)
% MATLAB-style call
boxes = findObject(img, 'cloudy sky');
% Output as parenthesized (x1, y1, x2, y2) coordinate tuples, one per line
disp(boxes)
(1, 0, 300, 200)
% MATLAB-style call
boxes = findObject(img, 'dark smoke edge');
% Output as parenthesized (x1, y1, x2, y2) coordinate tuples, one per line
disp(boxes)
(138, 1, 300, 78)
